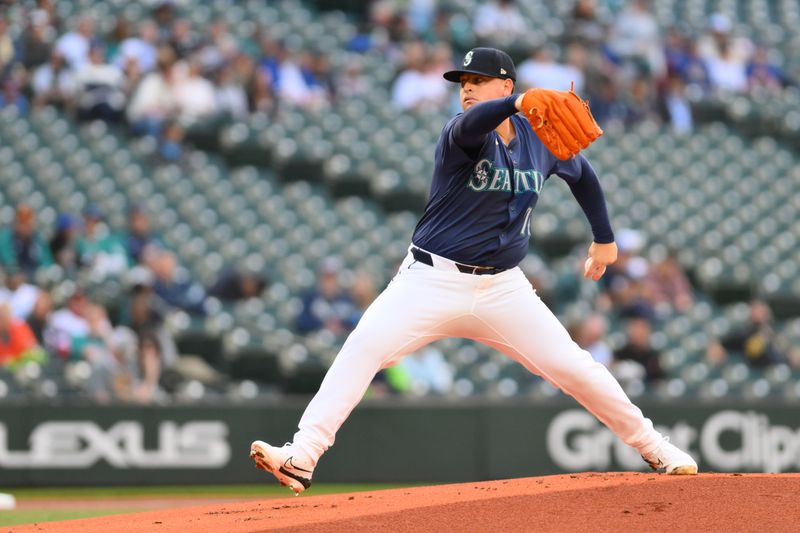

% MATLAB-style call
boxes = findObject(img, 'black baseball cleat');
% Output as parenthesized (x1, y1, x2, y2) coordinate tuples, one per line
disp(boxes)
(250, 441, 314, 494)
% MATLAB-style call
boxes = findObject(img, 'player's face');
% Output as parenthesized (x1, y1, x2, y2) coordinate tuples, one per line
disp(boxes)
(459, 74, 513, 110)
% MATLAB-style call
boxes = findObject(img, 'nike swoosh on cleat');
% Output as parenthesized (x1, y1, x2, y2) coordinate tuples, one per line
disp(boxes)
(284, 457, 313, 474)
(279, 467, 312, 489)
(642, 456, 663, 470)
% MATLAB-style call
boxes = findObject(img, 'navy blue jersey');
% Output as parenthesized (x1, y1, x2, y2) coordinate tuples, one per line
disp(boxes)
(412, 96, 613, 269)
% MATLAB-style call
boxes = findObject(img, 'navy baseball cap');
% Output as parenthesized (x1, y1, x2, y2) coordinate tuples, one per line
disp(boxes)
(443, 47, 516, 83)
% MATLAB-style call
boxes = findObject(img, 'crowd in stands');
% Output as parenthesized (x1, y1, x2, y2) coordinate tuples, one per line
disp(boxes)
(0, 203, 267, 402)
(566, 228, 799, 389)
(0, 1, 795, 151)
(1, 0, 341, 161)
(379, 0, 793, 132)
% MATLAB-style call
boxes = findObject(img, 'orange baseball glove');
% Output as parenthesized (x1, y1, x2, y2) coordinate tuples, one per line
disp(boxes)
(520, 84, 603, 160)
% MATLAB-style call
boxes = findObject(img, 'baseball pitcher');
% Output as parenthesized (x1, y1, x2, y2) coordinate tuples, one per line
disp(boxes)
(251, 48, 697, 494)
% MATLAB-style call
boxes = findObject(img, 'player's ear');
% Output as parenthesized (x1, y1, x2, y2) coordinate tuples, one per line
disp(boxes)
(504, 79, 514, 96)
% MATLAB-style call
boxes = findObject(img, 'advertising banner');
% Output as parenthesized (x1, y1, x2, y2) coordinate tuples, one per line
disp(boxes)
(0, 400, 797, 486)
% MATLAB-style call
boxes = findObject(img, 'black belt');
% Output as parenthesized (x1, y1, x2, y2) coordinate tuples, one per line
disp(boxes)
(410, 247, 507, 276)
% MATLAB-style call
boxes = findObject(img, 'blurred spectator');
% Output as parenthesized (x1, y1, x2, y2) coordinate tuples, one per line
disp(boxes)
(0, 302, 47, 370)
(70, 303, 120, 400)
(158, 120, 185, 163)
(117, 330, 164, 403)
(707, 300, 798, 368)
(607, 0, 664, 78)
(345, 20, 375, 54)
(208, 268, 268, 301)
(170, 19, 201, 60)
(116, 281, 178, 393)
(54, 16, 94, 70)
(173, 59, 218, 124)
(277, 50, 329, 108)
(118, 276, 177, 366)
(571, 313, 612, 367)
(17, 10, 54, 71)
(258, 38, 283, 93)
(0, 205, 54, 278)
(587, 75, 628, 128)
(384, 346, 453, 395)
(517, 46, 584, 93)
(248, 64, 276, 113)
(681, 37, 712, 93)
(350, 270, 377, 312)
(597, 228, 654, 320)
(337, 59, 370, 99)
(73, 43, 126, 123)
(473, 0, 526, 50)
(307, 52, 336, 102)
(31, 0, 61, 33)
(0, 78, 28, 112)
(123, 205, 166, 265)
(104, 16, 131, 63)
(391, 42, 447, 110)
(697, 13, 753, 67)
(746, 46, 786, 92)
(0, 266, 51, 329)
(0, 16, 14, 80)
(660, 73, 693, 134)
(565, 0, 607, 48)
(76, 204, 128, 280)
(215, 62, 249, 120)
(119, 53, 144, 96)
(643, 250, 694, 312)
(145, 248, 207, 315)
(369, 0, 413, 45)
(408, 0, 436, 37)
(152, 0, 178, 40)
(49, 213, 80, 274)
(296, 257, 360, 335)
(706, 39, 747, 93)
(44, 287, 89, 360)
(420, 8, 473, 53)
(196, 18, 238, 73)
(114, 19, 159, 74)
(31, 50, 76, 108)
(613, 314, 664, 382)
(697, 13, 753, 93)
(127, 46, 178, 136)
(624, 75, 659, 126)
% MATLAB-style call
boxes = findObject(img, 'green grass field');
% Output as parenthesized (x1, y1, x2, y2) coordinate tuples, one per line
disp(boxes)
(0, 484, 415, 527)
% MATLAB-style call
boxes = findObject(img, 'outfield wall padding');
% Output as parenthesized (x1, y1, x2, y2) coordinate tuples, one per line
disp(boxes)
(1, 399, 798, 486)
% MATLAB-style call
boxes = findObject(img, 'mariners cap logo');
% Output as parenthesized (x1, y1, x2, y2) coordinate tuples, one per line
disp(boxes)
(463, 51, 473, 66)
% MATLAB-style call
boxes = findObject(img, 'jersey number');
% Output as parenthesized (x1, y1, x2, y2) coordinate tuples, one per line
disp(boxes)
(521, 207, 533, 237)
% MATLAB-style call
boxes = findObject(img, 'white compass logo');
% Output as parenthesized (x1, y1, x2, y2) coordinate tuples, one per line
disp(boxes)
(463, 51, 473, 66)
(467, 158, 493, 191)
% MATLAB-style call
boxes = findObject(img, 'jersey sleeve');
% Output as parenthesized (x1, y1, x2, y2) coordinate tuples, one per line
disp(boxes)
(449, 95, 519, 154)
(552, 155, 615, 244)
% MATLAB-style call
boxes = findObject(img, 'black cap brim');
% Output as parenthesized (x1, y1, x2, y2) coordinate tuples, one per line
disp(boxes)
(443, 69, 515, 83)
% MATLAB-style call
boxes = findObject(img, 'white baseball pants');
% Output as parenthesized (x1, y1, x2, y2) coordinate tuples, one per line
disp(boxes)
(293, 246, 663, 464)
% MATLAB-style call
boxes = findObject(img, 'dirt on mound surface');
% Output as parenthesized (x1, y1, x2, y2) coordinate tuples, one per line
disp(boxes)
(9, 473, 800, 533)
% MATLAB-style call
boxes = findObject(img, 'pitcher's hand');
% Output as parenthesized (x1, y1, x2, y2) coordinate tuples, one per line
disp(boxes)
(584, 241, 618, 281)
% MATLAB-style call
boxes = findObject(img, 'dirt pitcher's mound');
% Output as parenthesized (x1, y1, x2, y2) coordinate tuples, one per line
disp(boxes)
(10, 473, 800, 533)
